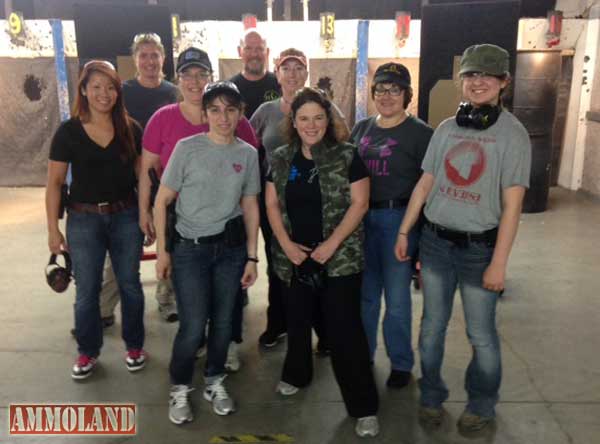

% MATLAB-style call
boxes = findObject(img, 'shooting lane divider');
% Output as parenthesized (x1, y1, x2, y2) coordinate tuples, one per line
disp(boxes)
(209, 434, 294, 443)
(355, 20, 369, 123)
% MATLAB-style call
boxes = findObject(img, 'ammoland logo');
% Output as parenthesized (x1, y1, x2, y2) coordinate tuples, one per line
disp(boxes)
(9, 403, 136, 435)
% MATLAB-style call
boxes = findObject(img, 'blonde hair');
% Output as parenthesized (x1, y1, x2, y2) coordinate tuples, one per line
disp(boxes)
(131, 33, 165, 57)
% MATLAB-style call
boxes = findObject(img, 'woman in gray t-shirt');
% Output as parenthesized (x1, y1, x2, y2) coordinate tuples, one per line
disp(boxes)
(395, 44, 531, 432)
(154, 81, 260, 425)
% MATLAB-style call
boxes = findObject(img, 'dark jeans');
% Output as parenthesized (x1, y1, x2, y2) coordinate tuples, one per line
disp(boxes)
(169, 238, 246, 385)
(66, 206, 145, 357)
(281, 273, 378, 418)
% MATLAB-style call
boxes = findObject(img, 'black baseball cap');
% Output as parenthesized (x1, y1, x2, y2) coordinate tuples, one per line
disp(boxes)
(176, 47, 212, 73)
(202, 81, 242, 107)
(373, 62, 411, 88)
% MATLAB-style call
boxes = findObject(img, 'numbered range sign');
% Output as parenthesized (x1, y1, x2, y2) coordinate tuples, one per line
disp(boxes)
(8, 11, 25, 38)
(320, 12, 335, 40)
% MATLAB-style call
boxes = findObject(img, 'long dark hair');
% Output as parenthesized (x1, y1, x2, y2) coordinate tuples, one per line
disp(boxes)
(284, 87, 347, 146)
(72, 60, 137, 162)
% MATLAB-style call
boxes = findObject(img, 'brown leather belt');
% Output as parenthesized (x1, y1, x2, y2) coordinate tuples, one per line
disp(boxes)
(69, 195, 136, 215)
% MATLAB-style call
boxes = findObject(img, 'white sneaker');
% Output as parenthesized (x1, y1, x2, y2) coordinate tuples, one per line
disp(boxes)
(225, 342, 241, 372)
(355, 416, 379, 437)
(168, 385, 194, 424)
(203, 375, 235, 415)
(276, 381, 299, 396)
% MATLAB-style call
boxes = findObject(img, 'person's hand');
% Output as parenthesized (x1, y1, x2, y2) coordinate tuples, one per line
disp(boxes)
(48, 229, 67, 254)
(394, 233, 410, 261)
(483, 262, 505, 292)
(139, 210, 156, 246)
(310, 238, 340, 265)
(241, 262, 258, 289)
(156, 252, 171, 280)
(282, 240, 311, 266)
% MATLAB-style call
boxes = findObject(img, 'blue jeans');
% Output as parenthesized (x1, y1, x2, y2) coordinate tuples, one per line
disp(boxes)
(66, 206, 145, 357)
(418, 225, 501, 418)
(169, 239, 246, 385)
(361, 208, 419, 371)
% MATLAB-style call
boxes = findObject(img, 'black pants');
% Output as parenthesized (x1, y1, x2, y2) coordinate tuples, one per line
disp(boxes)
(281, 273, 378, 418)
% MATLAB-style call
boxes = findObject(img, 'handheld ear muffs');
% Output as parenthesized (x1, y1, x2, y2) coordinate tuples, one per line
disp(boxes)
(45, 251, 73, 293)
(455, 102, 501, 130)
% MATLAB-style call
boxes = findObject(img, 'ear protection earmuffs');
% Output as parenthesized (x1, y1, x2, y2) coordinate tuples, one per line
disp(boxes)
(45, 251, 73, 293)
(455, 102, 501, 130)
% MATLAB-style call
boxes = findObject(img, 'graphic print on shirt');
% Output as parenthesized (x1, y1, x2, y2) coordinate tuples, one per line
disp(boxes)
(358, 136, 395, 177)
(233, 163, 243, 173)
(288, 164, 319, 184)
(440, 138, 488, 205)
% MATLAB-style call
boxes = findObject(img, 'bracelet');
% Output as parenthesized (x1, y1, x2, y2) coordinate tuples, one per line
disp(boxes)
(398, 232, 408, 236)
(247, 257, 259, 263)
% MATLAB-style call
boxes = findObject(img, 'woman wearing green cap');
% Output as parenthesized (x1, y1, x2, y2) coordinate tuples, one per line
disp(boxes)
(395, 44, 531, 432)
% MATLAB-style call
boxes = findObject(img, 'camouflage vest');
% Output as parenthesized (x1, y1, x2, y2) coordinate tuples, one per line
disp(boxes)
(270, 140, 364, 286)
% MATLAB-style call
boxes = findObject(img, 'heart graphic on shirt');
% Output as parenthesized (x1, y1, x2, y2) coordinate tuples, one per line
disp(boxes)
(233, 163, 243, 173)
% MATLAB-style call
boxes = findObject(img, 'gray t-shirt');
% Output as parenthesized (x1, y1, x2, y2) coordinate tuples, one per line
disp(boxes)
(422, 111, 531, 232)
(161, 134, 261, 238)
(250, 99, 286, 169)
(351, 115, 433, 201)
(122, 79, 178, 128)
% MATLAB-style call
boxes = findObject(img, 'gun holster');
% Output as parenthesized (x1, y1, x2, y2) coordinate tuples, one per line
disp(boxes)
(165, 201, 177, 253)
(58, 184, 69, 219)
(223, 215, 246, 247)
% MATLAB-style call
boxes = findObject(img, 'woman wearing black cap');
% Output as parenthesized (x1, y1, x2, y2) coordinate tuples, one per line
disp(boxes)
(395, 44, 531, 432)
(350, 63, 433, 389)
(154, 81, 260, 424)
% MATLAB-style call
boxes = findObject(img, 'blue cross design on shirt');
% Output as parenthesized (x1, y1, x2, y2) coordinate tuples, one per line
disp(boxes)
(288, 165, 301, 182)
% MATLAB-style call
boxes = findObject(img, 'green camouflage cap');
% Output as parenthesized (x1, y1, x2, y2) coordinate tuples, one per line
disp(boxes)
(459, 44, 509, 76)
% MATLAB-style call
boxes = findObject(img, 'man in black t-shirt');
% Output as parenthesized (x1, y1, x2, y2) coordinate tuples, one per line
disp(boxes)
(230, 29, 281, 119)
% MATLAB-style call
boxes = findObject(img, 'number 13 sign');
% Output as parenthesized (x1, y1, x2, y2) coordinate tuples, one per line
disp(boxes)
(320, 12, 334, 39)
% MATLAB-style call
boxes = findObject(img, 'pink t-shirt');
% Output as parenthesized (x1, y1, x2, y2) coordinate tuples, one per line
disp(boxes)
(142, 103, 259, 169)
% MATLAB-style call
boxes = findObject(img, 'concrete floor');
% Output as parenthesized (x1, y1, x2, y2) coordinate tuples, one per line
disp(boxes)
(0, 187, 599, 444)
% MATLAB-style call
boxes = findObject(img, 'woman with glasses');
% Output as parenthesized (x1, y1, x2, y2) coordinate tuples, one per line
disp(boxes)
(395, 44, 531, 432)
(154, 81, 260, 424)
(46, 60, 146, 379)
(137, 47, 258, 327)
(250, 48, 347, 351)
(265, 87, 378, 438)
(350, 63, 433, 390)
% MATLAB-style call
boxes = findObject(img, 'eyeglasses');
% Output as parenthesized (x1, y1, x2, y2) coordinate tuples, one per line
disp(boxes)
(373, 85, 403, 97)
(133, 33, 161, 44)
(460, 72, 502, 81)
(179, 71, 211, 82)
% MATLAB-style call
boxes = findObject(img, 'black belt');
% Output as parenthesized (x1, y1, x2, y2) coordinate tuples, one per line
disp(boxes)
(369, 198, 410, 209)
(176, 231, 225, 245)
(425, 218, 497, 244)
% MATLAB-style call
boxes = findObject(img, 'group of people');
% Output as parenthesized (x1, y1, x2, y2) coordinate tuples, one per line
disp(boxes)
(45, 27, 531, 438)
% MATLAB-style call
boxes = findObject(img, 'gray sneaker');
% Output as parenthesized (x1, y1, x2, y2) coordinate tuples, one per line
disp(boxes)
(168, 385, 194, 424)
(158, 303, 178, 322)
(224, 342, 241, 372)
(457, 410, 493, 432)
(203, 376, 235, 415)
(418, 406, 443, 427)
(355, 416, 379, 438)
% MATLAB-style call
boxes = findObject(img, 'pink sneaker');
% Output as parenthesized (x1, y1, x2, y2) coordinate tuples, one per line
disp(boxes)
(72, 355, 97, 380)
(126, 349, 146, 372)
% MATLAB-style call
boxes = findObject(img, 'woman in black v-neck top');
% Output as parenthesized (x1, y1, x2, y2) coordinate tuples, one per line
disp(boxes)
(46, 61, 146, 380)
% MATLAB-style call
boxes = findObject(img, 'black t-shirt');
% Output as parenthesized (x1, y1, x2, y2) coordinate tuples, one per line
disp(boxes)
(49, 118, 142, 204)
(267, 149, 368, 245)
(350, 115, 433, 201)
(122, 79, 178, 128)
(230, 72, 281, 119)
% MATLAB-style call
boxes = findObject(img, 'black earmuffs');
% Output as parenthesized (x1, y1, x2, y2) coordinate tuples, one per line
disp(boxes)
(45, 251, 73, 293)
(455, 102, 501, 130)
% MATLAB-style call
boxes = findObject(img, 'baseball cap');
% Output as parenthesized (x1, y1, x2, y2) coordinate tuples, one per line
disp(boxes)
(373, 63, 411, 88)
(202, 81, 242, 107)
(275, 49, 307, 69)
(459, 44, 509, 76)
(176, 47, 212, 73)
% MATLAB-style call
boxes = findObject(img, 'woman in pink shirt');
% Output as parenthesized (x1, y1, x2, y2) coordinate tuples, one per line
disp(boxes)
(138, 47, 257, 332)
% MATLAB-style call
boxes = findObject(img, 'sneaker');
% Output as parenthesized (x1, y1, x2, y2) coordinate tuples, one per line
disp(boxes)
(71, 355, 97, 380)
(418, 406, 443, 427)
(158, 303, 178, 322)
(203, 376, 235, 415)
(70, 315, 115, 337)
(276, 381, 299, 396)
(125, 349, 146, 372)
(387, 369, 412, 389)
(355, 416, 379, 438)
(168, 385, 194, 424)
(457, 410, 493, 433)
(225, 342, 240, 372)
(258, 329, 287, 348)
